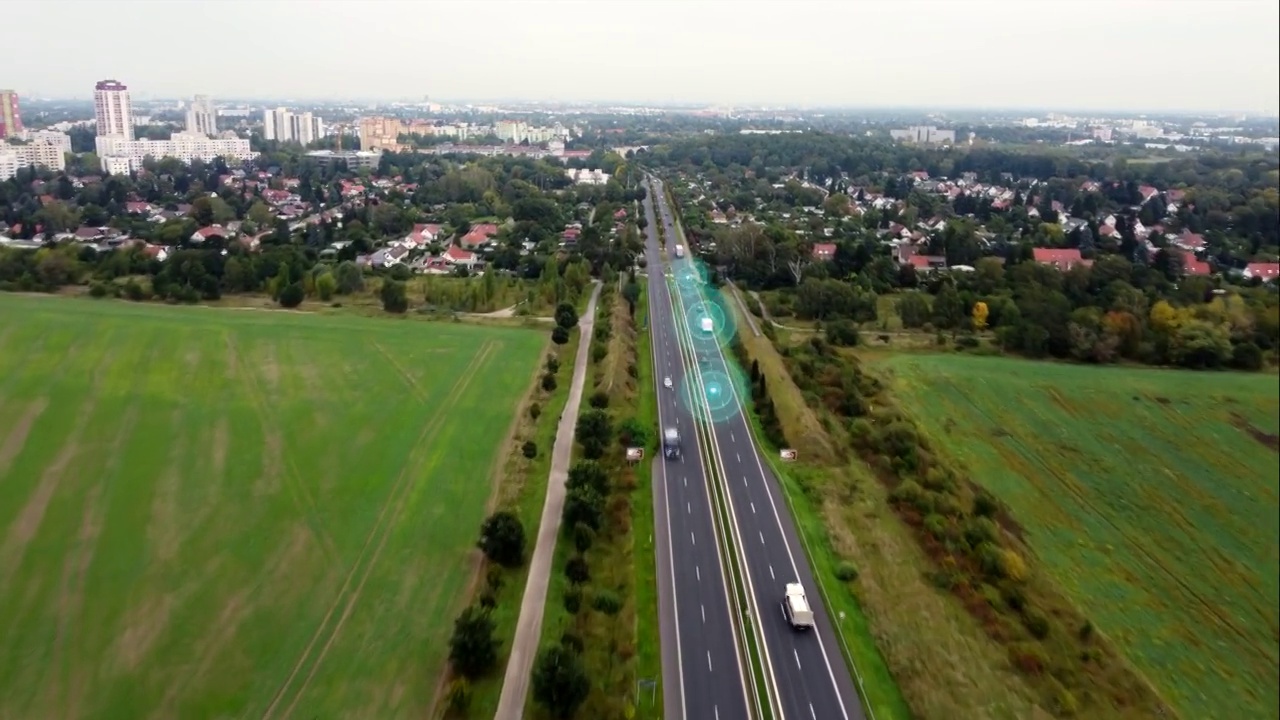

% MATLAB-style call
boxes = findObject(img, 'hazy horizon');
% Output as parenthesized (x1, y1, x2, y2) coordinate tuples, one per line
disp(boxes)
(6, 0, 1279, 115)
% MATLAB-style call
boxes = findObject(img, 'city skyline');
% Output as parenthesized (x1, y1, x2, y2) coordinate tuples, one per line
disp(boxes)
(4, 0, 1278, 116)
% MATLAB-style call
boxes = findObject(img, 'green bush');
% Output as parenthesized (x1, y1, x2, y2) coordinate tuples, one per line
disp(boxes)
(565, 554, 590, 584)
(563, 587, 582, 614)
(834, 562, 859, 582)
(522, 440, 537, 459)
(123, 279, 146, 301)
(963, 517, 1000, 549)
(1022, 608, 1051, 639)
(923, 513, 948, 539)
(445, 678, 472, 713)
(591, 589, 623, 615)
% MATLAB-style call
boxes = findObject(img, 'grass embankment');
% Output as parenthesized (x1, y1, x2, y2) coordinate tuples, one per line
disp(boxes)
(726, 290, 923, 720)
(877, 354, 1280, 720)
(0, 293, 544, 720)
(440, 329, 576, 719)
(749, 321, 1178, 717)
(528, 276, 662, 719)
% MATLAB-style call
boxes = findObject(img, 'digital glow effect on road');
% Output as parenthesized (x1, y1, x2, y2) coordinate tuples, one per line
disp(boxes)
(679, 282, 737, 350)
(670, 254, 747, 426)
(679, 368, 741, 425)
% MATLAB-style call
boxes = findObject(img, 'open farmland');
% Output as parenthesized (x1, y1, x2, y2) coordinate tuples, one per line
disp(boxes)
(0, 294, 545, 720)
(876, 353, 1280, 719)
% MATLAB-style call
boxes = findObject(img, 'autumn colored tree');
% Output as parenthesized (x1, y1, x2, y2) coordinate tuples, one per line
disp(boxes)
(971, 301, 989, 331)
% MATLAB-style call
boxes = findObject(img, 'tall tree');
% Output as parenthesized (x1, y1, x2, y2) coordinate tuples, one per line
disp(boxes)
(531, 645, 590, 720)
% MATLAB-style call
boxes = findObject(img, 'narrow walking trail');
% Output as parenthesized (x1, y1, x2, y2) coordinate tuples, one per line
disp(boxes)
(493, 281, 602, 720)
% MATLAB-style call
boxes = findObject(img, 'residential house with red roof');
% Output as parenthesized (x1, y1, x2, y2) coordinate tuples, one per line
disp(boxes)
(190, 225, 229, 243)
(1243, 263, 1280, 282)
(1173, 250, 1211, 276)
(461, 223, 498, 248)
(443, 245, 478, 270)
(812, 243, 836, 262)
(404, 223, 443, 247)
(1033, 248, 1092, 271)
(1172, 230, 1207, 252)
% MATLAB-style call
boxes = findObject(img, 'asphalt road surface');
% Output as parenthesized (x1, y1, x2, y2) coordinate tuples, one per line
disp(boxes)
(646, 177, 868, 720)
(644, 182, 753, 720)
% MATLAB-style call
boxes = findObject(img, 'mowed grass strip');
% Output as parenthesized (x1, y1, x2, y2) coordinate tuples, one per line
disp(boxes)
(0, 294, 544, 720)
(877, 353, 1280, 720)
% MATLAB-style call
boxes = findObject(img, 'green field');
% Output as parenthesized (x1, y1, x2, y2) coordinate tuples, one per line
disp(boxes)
(0, 295, 545, 720)
(877, 354, 1280, 719)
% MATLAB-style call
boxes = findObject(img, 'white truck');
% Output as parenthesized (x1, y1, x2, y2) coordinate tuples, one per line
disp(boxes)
(674, 244, 685, 259)
(782, 583, 815, 630)
(700, 316, 714, 334)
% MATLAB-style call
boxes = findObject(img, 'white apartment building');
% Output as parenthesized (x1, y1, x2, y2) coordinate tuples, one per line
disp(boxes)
(290, 112, 325, 145)
(263, 107, 290, 141)
(95, 132, 256, 173)
(491, 120, 568, 144)
(889, 126, 956, 144)
(0, 153, 19, 181)
(186, 95, 217, 137)
(0, 141, 67, 180)
(263, 107, 325, 144)
(101, 156, 132, 175)
(16, 129, 72, 154)
(94, 79, 134, 139)
(566, 168, 609, 185)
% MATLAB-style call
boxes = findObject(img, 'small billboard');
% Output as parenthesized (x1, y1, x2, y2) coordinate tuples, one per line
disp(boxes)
(626, 447, 645, 463)
(780, 449, 798, 462)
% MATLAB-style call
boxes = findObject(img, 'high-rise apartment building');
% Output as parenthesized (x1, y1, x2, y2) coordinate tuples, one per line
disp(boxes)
(358, 116, 403, 152)
(94, 79, 134, 139)
(291, 112, 326, 145)
(263, 107, 294, 141)
(186, 95, 216, 137)
(888, 125, 956, 145)
(0, 90, 20, 139)
(263, 107, 325, 144)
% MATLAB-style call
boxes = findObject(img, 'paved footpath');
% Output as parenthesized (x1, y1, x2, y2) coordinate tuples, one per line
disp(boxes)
(493, 281, 602, 720)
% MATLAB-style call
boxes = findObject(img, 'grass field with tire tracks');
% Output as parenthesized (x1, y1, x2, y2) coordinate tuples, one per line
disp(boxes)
(0, 294, 543, 720)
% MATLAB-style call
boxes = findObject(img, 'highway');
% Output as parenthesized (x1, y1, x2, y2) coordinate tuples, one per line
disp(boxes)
(643, 181, 752, 720)
(644, 176, 868, 720)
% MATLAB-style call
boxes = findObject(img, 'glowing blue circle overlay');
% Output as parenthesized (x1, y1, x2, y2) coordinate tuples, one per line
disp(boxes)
(679, 368, 741, 424)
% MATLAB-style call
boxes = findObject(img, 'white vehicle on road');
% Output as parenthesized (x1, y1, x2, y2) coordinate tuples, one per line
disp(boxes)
(700, 316, 714, 334)
(663, 376, 673, 389)
(662, 427, 681, 460)
(782, 582, 815, 630)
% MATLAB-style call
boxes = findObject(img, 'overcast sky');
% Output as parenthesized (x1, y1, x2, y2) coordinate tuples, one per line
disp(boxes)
(7, 0, 1278, 114)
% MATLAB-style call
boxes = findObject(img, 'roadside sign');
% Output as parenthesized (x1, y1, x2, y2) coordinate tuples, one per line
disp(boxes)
(780, 449, 798, 462)
(626, 447, 644, 463)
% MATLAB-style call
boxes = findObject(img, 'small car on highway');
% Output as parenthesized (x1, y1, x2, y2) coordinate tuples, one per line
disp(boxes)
(663, 376, 673, 389)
